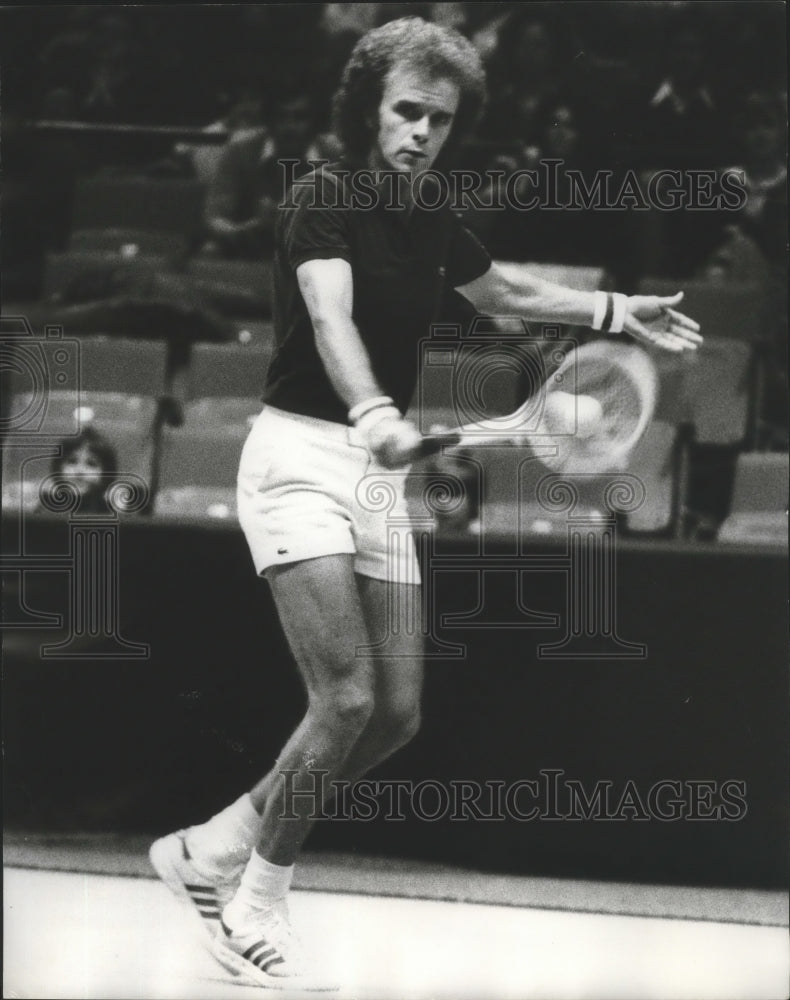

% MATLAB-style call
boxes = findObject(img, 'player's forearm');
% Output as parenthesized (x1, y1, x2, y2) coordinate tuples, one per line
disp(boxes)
(312, 314, 385, 412)
(498, 272, 599, 327)
(460, 263, 608, 328)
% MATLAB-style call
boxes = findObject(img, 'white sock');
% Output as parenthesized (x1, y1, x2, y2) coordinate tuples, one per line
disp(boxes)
(223, 849, 294, 929)
(185, 793, 261, 877)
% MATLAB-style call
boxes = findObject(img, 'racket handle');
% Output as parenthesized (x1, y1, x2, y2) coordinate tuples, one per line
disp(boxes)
(407, 430, 462, 461)
(374, 430, 462, 468)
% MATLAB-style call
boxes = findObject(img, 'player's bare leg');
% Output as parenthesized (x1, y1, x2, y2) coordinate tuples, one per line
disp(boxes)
(247, 574, 423, 813)
(215, 556, 423, 988)
(150, 562, 424, 957)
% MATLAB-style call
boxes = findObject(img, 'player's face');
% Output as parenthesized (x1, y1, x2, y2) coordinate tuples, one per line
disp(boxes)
(371, 63, 460, 175)
(61, 444, 103, 493)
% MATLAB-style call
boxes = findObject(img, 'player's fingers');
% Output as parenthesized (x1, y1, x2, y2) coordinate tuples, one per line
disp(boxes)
(664, 308, 702, 335)
(663, 330, 697, 351)
(626, 317, 683, 351)
(656, 291, 684, 308)
(668, 323, 702, 347)
(652, 336, 684, 352)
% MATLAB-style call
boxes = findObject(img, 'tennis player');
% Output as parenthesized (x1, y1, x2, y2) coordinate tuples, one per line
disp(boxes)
(150, 17, 701, 989)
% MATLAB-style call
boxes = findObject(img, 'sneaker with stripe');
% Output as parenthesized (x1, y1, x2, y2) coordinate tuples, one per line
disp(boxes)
(149, 830, 243, 941)
(211, 902, 337, 991)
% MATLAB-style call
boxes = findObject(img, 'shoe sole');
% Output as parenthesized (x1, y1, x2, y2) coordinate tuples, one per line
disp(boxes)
(210, 935, 338, 992)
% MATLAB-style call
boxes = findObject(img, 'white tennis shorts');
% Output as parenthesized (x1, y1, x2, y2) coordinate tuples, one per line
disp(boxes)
(237, 405, 420, 584)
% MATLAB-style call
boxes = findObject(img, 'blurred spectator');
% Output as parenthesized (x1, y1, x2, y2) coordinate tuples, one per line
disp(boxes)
(429, 3, 468, 34)
(1, 97, 82, 299)
(171, 95, 266, 185)
(707, 2, 787, 108)
(698, 90, 787, 284)
(558, 3, 648, 164)
(234, 5, 344, 122)
(465, 4, 520, 61)
(720, 92, 787, 269)
(617, 18, 733, 283)
(39, 427, 122, 516)
(1, 104, 49, 299)
(464, 100, 603, 265)
(37, 11, 152, 125)
(320, 3, 383, 37)
(631, 22, 727, 170)
(478, 11, 568, 146)
(201, 92, 341, 259)
(701, 91, 788, 450)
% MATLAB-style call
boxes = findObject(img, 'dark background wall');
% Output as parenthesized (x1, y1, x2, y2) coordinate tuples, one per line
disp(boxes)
(3, 514, 787, 889)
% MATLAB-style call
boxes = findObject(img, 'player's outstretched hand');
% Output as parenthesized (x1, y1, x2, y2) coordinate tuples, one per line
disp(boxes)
(623, 292, 702, 353)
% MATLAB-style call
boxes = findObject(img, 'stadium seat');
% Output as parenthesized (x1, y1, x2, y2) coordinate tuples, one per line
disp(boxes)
(623, 421, 680, 534)
(71, 176, 206, 239)
(419, 424, 684, 538)
(153, 423, 245, 520)
(154, 486, 238, 521)
(626, 308, 754, 447)
(5, 337, 168, 400)
(637, 278, 766, 445)
(636, 278, 763, 344)
(455, 445, 599, 537)
(410, 335, 529, 423)
(43, 251, 169, 300)
(187, 258, 273, 309)
(187, 342, 274, 400)
(717, 452, 789, 545)
(234, 320, 276, 347)
(682, 338, 753, 445)
(650, 351, 694, 425)
(5, 390, 157, 440)
(182, 396, 261, 432)
(76, 338, 168, 396)
(70, 228, 189, 258)
(157, 425, 247, 490)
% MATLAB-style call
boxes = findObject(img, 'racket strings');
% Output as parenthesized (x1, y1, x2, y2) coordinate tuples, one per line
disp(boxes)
(452, 344, 658, 474)
(576, 371, 644, 446)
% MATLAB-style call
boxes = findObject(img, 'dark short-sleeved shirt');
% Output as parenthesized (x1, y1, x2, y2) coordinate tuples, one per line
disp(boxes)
(264, 162, 491, 423)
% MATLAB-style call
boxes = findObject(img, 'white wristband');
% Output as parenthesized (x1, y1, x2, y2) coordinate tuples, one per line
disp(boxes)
(609, 293, 628, 334)
(591, 290, 608, 331)
(348, 395, 395, 425)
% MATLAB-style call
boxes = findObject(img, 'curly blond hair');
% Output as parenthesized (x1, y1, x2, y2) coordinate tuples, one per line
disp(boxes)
(332, 17, 486, 167)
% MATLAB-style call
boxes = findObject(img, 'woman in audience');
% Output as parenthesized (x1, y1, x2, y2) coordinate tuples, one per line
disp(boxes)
(40, 426, 120, 515)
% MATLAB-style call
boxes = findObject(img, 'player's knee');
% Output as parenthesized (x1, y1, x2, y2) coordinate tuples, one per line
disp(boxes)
(320, 684, 375, 733)
(378, 702, 422, 751)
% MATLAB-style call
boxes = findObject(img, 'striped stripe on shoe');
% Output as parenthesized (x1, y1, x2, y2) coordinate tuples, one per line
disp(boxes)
(211, 912, 336, 990)
(235, 924, 286, 974)
(185, 884, 223, 920)
(148, 830, 241, 942)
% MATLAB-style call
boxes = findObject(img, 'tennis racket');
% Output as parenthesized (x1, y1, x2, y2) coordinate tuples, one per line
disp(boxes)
(416, 340, 658, 474)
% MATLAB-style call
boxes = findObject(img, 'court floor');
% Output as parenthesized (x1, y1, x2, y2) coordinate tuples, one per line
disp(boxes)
(4, 863, 788, 1000)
